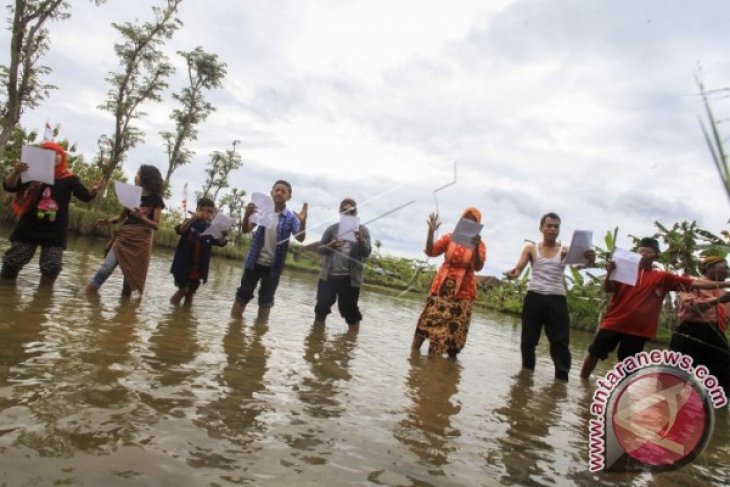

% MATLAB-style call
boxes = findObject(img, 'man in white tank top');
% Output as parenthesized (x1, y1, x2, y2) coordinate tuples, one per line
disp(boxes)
(505, 212, 594, 381)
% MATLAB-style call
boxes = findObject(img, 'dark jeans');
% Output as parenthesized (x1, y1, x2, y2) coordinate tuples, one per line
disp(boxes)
(314, 275, 362, 325)
(670, 321, 730, 394)
(588, 329, 646, 361)
(521, 291, 571, 380)
(235, 263, 280, 307)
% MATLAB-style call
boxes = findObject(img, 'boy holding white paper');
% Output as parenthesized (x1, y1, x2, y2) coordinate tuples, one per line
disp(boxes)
(231, 180, 307, 321)
(580, 237, 730, 378)
(2, 141, 101, 282)
(170, 197, 229, 304)
(314, 198, 372, 329)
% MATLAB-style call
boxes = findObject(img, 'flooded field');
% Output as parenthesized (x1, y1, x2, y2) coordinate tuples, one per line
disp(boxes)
(0, 232, 728, 486)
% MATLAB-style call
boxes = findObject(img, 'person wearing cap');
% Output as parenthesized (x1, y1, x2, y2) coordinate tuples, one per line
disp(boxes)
(670, 256, 730, 393)
(504, 212, 595, 381)
(313, 198, 371, 330)
(580, 238, 730, 379)
(1, 141, 101, 283)
(412, 208, 487, 357)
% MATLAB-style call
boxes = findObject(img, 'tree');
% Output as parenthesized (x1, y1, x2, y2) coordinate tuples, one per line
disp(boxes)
(648, 220, 729, 275)
(95, 0, 183, 205)
(219, 187, 246, 228)
(198, 140, 243, 204)
(218, 187, 246, 244)
(160, 46, 226, 195)
(1, 124, 33, 177)
(0, 0, 71, 159)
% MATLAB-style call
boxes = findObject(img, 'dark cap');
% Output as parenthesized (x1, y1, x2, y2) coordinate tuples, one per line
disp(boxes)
(638, 237, 660, 254)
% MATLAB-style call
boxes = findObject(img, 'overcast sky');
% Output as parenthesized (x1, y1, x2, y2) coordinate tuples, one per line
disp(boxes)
(3, 0, 729, 276)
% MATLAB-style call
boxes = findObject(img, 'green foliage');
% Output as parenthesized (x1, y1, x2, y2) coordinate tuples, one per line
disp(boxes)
(96, 0, 183, 191)
(1, 124, 39, 178)
(161, 46, 227, 194)
(0, 0, 72, 157)
(480, 269, 530, 314)
(198, 140, 243, 204)
(218, 187, 246, 242)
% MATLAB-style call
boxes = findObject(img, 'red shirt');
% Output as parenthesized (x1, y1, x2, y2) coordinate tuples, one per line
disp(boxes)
(600, 269, 694, 339)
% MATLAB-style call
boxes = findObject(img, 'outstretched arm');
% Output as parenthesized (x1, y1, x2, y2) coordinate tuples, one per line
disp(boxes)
(504, 244, 532, 279)
(96, 208, 128, 226)
(73, 176, 103, 202)
(690, 280, 730, 291)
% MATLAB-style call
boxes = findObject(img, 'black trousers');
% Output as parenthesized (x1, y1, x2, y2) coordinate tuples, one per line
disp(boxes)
(521, 291, 571, 379)
(314, 275, 362, 325)
(670, 321, 730, 394)
(588, 329, 646, 362)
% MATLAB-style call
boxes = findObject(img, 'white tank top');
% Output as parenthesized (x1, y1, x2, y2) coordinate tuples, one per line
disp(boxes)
(527, 244, 567, 296)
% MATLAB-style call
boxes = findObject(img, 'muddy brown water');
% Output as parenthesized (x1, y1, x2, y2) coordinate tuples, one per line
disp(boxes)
(0, 232, 727, 486)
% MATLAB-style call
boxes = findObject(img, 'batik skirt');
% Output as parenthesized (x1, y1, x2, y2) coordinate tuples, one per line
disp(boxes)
(415, 278, 473, 355)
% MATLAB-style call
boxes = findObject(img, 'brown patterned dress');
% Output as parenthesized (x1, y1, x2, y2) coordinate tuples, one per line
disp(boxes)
(415, 278, 473, 355)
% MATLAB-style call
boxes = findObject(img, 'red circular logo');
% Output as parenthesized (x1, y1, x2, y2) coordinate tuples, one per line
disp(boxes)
(611, 370, 710, 468)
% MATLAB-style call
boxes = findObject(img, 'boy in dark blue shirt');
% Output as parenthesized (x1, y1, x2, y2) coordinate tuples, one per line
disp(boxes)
(170, 197, 227, 304)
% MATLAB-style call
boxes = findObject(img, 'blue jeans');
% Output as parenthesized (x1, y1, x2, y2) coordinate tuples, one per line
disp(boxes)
(89, 249, 119, 288)
(235, 263, 280, 307)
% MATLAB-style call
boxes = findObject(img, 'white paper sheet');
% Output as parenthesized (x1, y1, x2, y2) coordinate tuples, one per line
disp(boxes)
(337, 215, 360, 242)
(114, 181, 142, 210)
(201, 213, 234, 239)
(20, 145, 55, 185)
(451, 218, 483, 247)
(251, 192, 277, 228)
(563, 230, 593, 265)
(611, 247, 642, 286)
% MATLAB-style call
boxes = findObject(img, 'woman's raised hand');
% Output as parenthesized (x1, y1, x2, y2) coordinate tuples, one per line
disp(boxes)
(427, 213, 441, 233)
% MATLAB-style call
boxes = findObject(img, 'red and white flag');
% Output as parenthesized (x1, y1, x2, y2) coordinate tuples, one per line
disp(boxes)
(42, 121, 53, 142)
(181, 182, 188, 214)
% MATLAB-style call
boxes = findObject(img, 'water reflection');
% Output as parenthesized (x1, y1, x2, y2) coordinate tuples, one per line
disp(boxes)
(193, 319, 270, 462)
(279, 322, 359, 467)
(299, 322, 359, 418)
(1, 231, 729, 485)
(142, 307, 200, 415)
(0, 284, 51, 406)
(495, 371, 567, 485)
(395, 354, 463, 469)
(78, 301, 140, 408)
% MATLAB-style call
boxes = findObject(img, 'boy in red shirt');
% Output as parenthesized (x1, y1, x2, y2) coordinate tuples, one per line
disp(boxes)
(580, 237, 730, 379)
